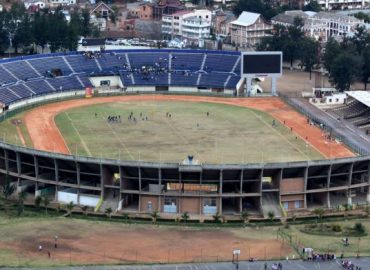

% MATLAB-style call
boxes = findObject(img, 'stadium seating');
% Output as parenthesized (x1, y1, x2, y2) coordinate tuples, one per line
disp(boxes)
(28, 56, 73, 76)
(3, 61, 40, 81)
(64, 55, 100, 73)
(0, 50, 241, 106)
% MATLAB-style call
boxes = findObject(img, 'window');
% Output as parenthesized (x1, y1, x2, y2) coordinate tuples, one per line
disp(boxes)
(283, 202, 289, 210)
(294, 201, 302, 209)
(100, 80, 110, 86)
(203, 198, 216, 206)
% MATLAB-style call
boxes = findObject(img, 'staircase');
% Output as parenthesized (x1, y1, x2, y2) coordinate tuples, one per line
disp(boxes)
(261, 192, 282, 218)
(100, 189, 120, 213)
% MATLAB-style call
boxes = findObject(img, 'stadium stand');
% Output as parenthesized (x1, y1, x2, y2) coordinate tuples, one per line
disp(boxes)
(0, 50, 242, 106)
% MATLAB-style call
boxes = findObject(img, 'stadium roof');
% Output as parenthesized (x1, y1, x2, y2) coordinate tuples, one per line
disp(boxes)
(346, 91, 370, 108)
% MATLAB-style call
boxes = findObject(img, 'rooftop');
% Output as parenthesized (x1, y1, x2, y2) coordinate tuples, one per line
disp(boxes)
(230, 11, 261, 27)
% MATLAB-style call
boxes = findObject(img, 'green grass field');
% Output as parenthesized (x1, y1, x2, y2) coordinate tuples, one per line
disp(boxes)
(53, 100, 323, 163)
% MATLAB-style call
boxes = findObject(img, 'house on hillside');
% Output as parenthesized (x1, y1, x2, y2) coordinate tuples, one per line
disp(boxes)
(153, 0, 185, 20)
(90, 1, 114, 19)
(229, 11, 272, 47)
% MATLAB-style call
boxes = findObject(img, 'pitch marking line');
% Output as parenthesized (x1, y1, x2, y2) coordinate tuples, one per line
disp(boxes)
(249, 110, 310, 160)
(64, 112, 92, 156)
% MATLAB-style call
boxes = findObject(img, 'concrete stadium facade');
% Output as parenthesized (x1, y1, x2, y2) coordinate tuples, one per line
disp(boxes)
(0, 136, 369, 217)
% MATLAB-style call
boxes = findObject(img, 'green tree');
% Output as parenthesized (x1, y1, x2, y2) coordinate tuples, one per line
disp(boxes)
(213, 211, 221, 223)
(323, 38, 341, 74)
(81, 9, 92, 37)
(80, 205, 88, 216)
(66, 201, 75, 217)
(353, 12, 370, 23)
(150, 211, 160, 224)
(105, 207, 113, 219)
(16, 190, 26, 216)
(361, 46, 370, 90)
(267, 211, 275, 222)
(233, 0, 280, 20)
(313, 207, 325, 221)
(329, 53, 361, 92)
(354, 223, 366, 235)
(300, 38, 319, 79)
(181, 211, 190, 223)
(1, 177, 15, 200)
(43, 196, 50, 215)
(303, 0, 321, 11)
(241, 209, 249, 223)
(35, 195, 42, 209)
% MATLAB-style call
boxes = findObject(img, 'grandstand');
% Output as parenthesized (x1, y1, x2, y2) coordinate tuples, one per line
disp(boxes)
(0, 49, 242, 108)
(328, 91, 370, 133)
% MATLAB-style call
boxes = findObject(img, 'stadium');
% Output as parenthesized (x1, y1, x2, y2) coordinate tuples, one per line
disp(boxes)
(0, 48, 369, 220)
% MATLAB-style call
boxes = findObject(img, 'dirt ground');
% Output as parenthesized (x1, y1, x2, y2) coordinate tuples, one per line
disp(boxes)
(0, 219, 292, 265)
(23, 95, 354, 159)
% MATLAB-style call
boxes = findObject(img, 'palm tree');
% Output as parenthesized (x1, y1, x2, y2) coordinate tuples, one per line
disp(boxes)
(150, 211, 160, 224)
(43, 196, 50, 215)
(181, 211, 190, 223)
(80, 205, 88, 216)
(213, 212, 221, 223)
(66, 201, 75, 217)
(241, 210, 249, 224)
(16, 190, 27, 216)
(34, 196, 42, 209)
(268, 211, 275, 222)
(105, 207, 113, 219)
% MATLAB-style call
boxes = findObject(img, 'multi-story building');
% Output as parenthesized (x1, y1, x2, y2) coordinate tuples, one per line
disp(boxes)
(229, 11, 273, 47)
(153, 0, 185, 20)
(272, 11, 363, 42)
(306, 0, 369, 10)
(162, 9, 212, 41)
(212, 9, 235, 38)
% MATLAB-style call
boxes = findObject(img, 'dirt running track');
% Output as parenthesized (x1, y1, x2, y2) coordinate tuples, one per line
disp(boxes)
(23, 95, 354, 159)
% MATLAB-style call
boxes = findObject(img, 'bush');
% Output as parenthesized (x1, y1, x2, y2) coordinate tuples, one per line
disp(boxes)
(331, 224, 342, 232)
(354, 223, 366, 235)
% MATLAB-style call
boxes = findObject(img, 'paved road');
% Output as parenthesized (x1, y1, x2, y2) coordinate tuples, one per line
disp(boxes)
(1, 258, 369, 270)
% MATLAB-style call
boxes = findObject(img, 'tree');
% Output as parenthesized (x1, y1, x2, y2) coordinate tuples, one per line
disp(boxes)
(43, 196, 50, 215)
(66, 201, 75, 217)
(361, 46, 370, 90)
(313, 208, 325, 221)
(267, 211, 275, 222)
(354, 223, 366, 235)
(303, 0, 321, 12)
(353, 12, 370, 23)
(181, 211, 190, 223)
(329, 53, 361, 92)
(150, 211, 160, 224)
(241, 209, 249, 223)
(323, 38, 341, 74)
(1, 177, 15, 200)
(16, 190, 26, 216)
(213, 211, 221, 223)
(35, 195, 42, 209)
(105, 207, 113, 219)
(351, 25, 369, 55)
(81, 9, 92, 37)
(299, 38, 319, 79)
(80, 205, 88, 216)
(233, 0, 281, 20)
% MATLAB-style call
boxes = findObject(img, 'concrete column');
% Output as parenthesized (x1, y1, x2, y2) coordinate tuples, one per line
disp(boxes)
(158, 168, 161, 212)
(246, 77, 252, 97)
(271, 78, 277, 96)
(347, 195, 352, 206)
(219, 170, 223, 214)
(16, 152, 21, 175)
(303, 167, 308, 209)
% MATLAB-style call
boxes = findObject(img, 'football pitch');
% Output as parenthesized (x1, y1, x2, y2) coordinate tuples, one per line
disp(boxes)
(54, 100, 323, 163)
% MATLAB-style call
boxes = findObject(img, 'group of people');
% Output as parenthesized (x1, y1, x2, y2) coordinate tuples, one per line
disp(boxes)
(107, 115, 121, 123)
(341, 260, 362, 270)
(270, 262, 283, 270)
(83, 51, 103, 59)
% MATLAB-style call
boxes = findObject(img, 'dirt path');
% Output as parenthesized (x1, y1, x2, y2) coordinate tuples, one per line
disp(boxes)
(23, 95, 354, 159)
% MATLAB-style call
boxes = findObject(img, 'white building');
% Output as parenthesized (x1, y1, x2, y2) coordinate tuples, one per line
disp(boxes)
(162, 9, 212, 41)
(306, 0, 369, 10)
(306, 12, 363, 42)
(24, 0, 47, 10)
(229, 11, 272, 47)
(48, 0, 76, 7)
(272, 11, 363, 42)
